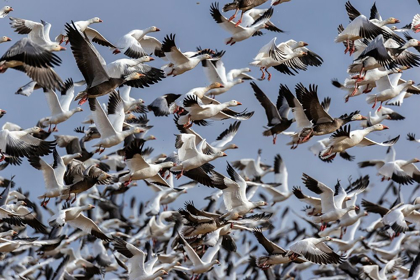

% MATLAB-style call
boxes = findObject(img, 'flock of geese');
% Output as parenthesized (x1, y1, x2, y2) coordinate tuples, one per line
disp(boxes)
(2, 0, 420, 279)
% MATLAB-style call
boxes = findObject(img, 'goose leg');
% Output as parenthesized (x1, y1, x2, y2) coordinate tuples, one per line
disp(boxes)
(234, 11, 244, 27)
(78, 96, 88, 106)
(183, 115, 191, 128)
(259, 67, 265, 80)
(0, 152, 4, 162)
(112, 48, 121, 54)
(176, 168, 184, 180)
(372, 96, 377, 109)
(228, 8, 239, 22)
(377, 102, 383, 112)
(350, 41, 356, 55)
(272, 134, 277, 145)
(265, 68, 272, 81)
(345, 40, 350, 54)
(124, 176, 132, 187)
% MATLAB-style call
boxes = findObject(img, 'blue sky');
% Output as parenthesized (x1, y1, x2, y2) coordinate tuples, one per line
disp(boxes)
(0, 0, 420, 277)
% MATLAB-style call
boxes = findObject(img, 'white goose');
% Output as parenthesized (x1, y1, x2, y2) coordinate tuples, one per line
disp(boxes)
(287, 236, 344, 265)
(366, 73, 414, 110)
(48, 204, 110, 241)
(210, 3, 274, 45)
(260, 154, 292, 204)
(174, 234, 221, 278)
(39, 79, 83, 132)
(177, 95, 245, 129)
(231, 149, 274, 179)
(28, 149, 65, 206)
(318, 124, 398, 162)
(118, 139, 174, 186)
(161, 34, 212, 76)
(112, 237, 168, 280)
(170, 134, 227, 179)
(208, 162, 267, 220)
(9, 17, 66, 51)
(0, 36, 11, 43)
(88, 94, 143, 154)
(202, 54, 253, 97)
(302, 173, 356, 231)
(114, 27, 161, 58)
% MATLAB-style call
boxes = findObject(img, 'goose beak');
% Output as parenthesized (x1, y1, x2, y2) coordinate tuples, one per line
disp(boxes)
(382, 125, 389, 130)
(394, 19, 400, 23)
(60, 46, 66, 51)
(303, 42, 309, 46)
(148, 57, 155, 61)
(6, 37, 11, 41)
(237, 102, 242, 105)
(222, 153, 227, 157)
(99, 19, 103, 23)
(156, 28, 161, 31)
(360, 115, 367, 120)
(9, 7, 13, 11)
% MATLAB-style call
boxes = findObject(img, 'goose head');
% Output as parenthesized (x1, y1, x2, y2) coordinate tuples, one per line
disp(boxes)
(148, 26, 160, 32)
(350, 113, 367, 121)
(208, 82, 224, 90)
(89, 17, 103, 24)
(385, 17, 400, 25)
(49, 43, 66, 52)
(296, 51, 308, 57)
(370, 124, 389, 131)
(0, 36, 11, 43)
(3, 6, 13, 13)
(226, 100, 242, 107)
(402, 38, 420, 49)
(73, 107, 84, 113)
(138, 56, 154, 63)
(223, 144, 239, 151)
(131, 127, 144, 134)
(234, 78, 244, 85)
(124, 72, 145, 81)
(254, 201, 268, 208)
(215, 151, 228, 158)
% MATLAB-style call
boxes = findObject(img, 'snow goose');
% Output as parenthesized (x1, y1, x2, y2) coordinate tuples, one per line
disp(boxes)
(65, 22, 144, 105)
(9, 17, 66, 52)
(88, 95, 144, 154)
(56, 17, 116, 50)
(174, 82, 225, 112)
(174, 233, 221, 278)
(259, 154, 292, 205)
(175, 118, 240, 153)
(28, 149, 65, 206)
(297, 83, 366, 136)
(253, 228, 305, 269)
(0, 38, 64, 90)
(177, 95, 250, 129)
(170, 134, 227, 179)
(210, 3, 275, 45)
(0, 6, 13, 18)
(358, 147, 417, 185)
(117, 139, 173, 186)
(0, 36, 11, 43)
(148, 93, 181, 116)
(385, 78, 420, 107)
(366, 72, 414, 109)
(0, 126, 56, 161)
(114, 26, 161, 58)
(302, 173, 357, 231)
(161, 34, 212, 76)
(292, 186, 322, 216)
(222, 0, 281, 27)
(38, 79, 83, 132)
(112, 237, 168, 280)
(48, 203, 110, 241)
(231, 149, 273, 180)
(287, 236, 344, 265)
(251, 82, 294, 144)
(202, 52, 254, 97)
(318, 124, 399, 162)
(106, 56, 165, 89)
(241, 8, 284, 32)
(208, 162, 267, 220)
(360, 258, 402, 280)
(335, 3, 388, 55)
